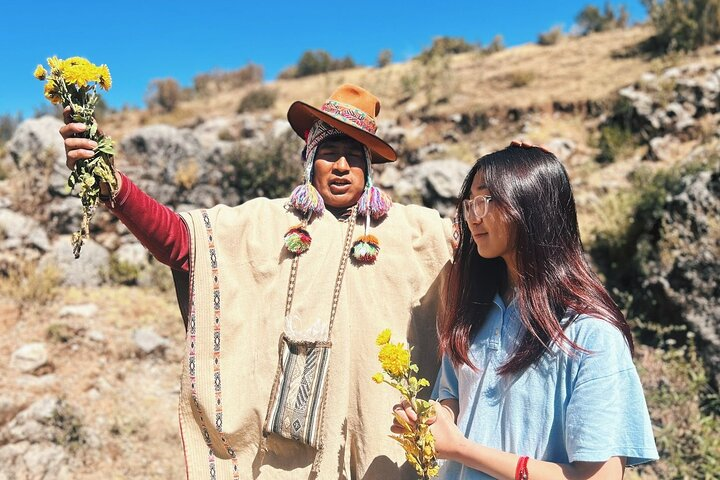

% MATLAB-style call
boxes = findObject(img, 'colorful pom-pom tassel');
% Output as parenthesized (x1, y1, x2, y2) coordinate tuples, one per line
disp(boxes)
(351, 235, 380, 264)
(289, 183, 325, 215)
(284, 225, 312, 254)
(358, 185, 392, 220)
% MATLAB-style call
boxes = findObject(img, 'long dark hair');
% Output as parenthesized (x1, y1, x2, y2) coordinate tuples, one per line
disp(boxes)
(440, 145, 633, 375)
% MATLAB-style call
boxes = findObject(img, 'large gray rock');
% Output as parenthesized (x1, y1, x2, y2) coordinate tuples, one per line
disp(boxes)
(5, 116, 65, 169)
(647, 134, 681, 162)
(114, 242, 149, 269)
(617, 64, 720, 140)
(46, 197, 84, 235)
(642, 165, 720, 384)
(59, 304, 99, 319)
(401, 159, 470, 198)
(182, 184, 227, 209)
(120, 124, 204, 186)
(132, 178, 178, 206)
(23, 443, 69, 479)
(0, 397, 73, 480)
(39, 236, 110, 287)
(6, 116, 73, 198)
(381, 159, 470, 217)
(0, 396, 58, 444)
(10, 343, 48, 374)
(192, 116, 233, 147)
(0, 209, 50, 251)
(132, 327, 170, 356)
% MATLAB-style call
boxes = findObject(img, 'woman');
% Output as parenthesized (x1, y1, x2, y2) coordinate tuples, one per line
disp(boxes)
(393, 142, 658, 479)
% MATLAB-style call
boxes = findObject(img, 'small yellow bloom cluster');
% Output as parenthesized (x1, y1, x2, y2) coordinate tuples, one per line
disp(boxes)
(62, 56, 112, 89)
(373, 329, 439, 478)
(376, 328, 392, 346)
(379, 341, 411, 378)
(34, 56, 112, 104)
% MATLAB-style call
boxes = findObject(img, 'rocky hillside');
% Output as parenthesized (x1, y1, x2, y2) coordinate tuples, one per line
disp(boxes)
(0, 25, 719, 479)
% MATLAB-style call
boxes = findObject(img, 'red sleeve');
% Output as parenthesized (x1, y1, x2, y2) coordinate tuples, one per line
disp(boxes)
(105, 172, 189, 272)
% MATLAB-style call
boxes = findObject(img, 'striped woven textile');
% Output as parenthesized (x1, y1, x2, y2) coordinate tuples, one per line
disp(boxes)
(264, 335, 332, 448)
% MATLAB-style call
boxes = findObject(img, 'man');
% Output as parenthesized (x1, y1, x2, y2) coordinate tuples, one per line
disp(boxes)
(61, 84, 453, 479)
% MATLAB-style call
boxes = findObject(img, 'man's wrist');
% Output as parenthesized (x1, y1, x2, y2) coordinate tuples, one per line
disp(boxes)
(99, 170, 123, 204)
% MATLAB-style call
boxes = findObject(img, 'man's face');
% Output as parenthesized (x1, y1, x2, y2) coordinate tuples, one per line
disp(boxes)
(312, 137, 367, 209)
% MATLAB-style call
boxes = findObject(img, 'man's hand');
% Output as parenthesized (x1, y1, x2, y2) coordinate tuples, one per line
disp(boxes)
(59, 106, 121, 196)
(60, 106, 97, 170)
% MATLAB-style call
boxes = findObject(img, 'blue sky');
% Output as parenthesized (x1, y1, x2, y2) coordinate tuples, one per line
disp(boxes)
(1, 0, 647, 118)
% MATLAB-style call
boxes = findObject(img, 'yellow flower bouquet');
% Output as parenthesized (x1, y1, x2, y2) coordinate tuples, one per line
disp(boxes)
(373, 329, 439, 478)
(34, 56, 117, 258)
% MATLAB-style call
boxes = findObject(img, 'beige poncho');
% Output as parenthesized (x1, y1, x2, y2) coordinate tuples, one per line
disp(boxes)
(176, 197, 453, 479)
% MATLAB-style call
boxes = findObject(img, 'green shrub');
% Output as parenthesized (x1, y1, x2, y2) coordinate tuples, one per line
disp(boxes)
(590, 161, 711, 294)
(483, 35, 505, 54)
(589, 161, 720, 476)
(52, 400, 86, 452)
(377, 49, 393, 68)
(0, 262, 61, 310)
(634, 337, 720, 478)
(193, 63, 263, 94)
(416, 36, 478, 63)
(507, 70, 535, 88)
(226, 130, 304, 202)
(596, 124, 634, 163)
(108, 256, 140, 285)
(420, 53, 456, 106)
(145, 78, 182, 112)
(537, 26, 564, 45)
(277, 66, 298, 80)
(642, 0, 720, 53)
(142, 257, 176, 293)
(237, 87, 277, 113)
(576, 2, 629, 35)
(47, 323, 77, 343)
(278, 50, 356, 79)
(398, 68, 421, 103)
(594, 96, 644, 160)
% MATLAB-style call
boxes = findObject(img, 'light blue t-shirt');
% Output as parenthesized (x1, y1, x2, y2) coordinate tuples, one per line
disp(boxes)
(433, 294, 658, 479)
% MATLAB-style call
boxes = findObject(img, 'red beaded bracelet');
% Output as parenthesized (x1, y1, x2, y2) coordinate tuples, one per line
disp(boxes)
(515, 456, 529, 480)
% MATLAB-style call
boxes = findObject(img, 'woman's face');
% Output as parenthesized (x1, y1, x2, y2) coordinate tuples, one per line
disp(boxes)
(465, 171, 514, 262)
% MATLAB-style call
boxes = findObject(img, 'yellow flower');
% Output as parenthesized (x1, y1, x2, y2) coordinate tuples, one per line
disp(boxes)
(63, 56, 92, 68)
(47, 56, 64, 74)
(60, 57, 102, 87)
(34, 65, 47, 80)
(376, 328, 392, 346)
(98, 64, 112, 90)
(44, 80, 62, 104)
(63, 64, 101, 87)
(371, 372, 384, 384)
(378, 342, 411, 378)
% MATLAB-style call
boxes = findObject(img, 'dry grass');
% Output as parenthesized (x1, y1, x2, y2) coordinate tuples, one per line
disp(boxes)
(102, 25, 720, 142)
(0, 285, 186, 478)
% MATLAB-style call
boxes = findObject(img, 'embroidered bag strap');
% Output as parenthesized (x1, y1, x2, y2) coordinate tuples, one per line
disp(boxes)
(284, 205, 357, 339)
(261, 206, 358, 471)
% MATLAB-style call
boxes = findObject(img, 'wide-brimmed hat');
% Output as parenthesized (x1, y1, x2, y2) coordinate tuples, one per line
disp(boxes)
(287, 84, 397, 163)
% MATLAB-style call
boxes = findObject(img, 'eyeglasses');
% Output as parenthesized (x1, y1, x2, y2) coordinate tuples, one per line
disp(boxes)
(462, 195, 493, 220)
